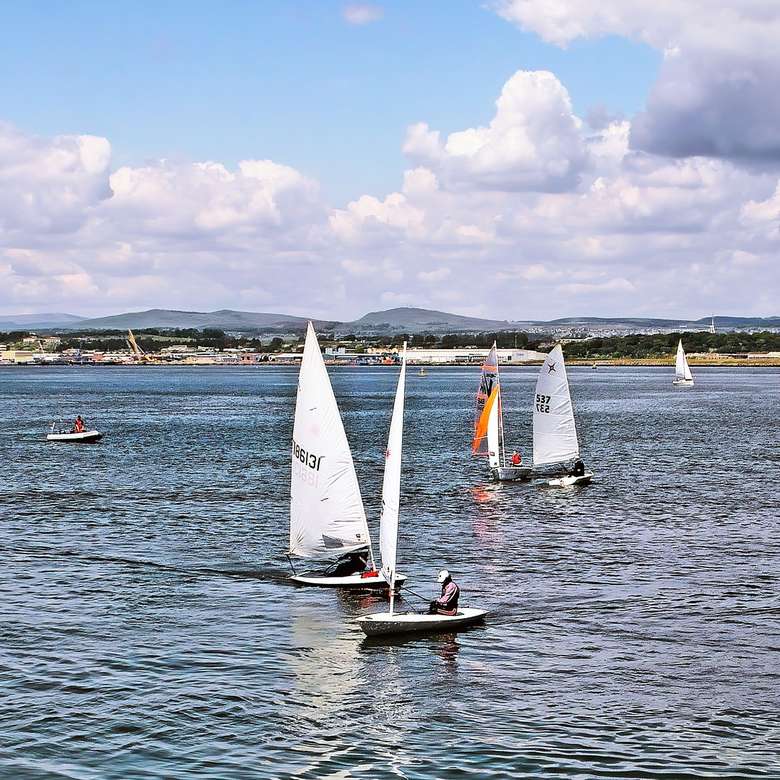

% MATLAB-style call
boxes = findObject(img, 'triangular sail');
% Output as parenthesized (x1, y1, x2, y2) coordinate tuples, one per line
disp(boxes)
(532, 344, 580, 467)
(289, 323, 370, 559)
(675, 339, 693, 381)
(472, 344, 502, 468)
(380, 345, 407, 612)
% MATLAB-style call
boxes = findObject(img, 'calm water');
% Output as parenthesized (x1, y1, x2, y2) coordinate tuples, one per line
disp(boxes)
(1, 365, 779, 779)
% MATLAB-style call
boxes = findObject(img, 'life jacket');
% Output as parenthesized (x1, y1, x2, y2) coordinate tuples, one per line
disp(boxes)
(74, 419, 84, 432)
(439, 581, 460, 610)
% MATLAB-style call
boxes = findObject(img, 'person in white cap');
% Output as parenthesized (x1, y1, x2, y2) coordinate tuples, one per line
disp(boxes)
(428, 569, 460, 616)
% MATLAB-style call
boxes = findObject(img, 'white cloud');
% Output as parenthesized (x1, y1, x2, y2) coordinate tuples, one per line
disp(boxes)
(403, 70, 588, 192)
(493, 2, 780, 163)
(342, 3, 384, 25)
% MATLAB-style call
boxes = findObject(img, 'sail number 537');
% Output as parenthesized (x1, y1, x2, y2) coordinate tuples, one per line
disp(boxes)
(535, 393, 551, 413)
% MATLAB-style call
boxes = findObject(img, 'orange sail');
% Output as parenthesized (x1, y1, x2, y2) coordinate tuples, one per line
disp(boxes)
(471, 345, 499, 455)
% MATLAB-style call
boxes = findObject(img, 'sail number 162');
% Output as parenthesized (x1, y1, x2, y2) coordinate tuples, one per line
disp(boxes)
(535, 393, 551, 413)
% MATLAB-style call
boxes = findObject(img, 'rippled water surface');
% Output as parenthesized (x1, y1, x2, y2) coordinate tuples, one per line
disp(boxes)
(1, 365, 779, 779)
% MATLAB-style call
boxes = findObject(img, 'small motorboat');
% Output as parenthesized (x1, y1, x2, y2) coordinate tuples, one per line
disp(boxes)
(47, 429, 103, 443)
(357, 607, 488, 637)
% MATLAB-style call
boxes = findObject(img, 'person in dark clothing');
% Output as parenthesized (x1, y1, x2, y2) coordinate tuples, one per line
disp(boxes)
(429, 569, 460, 616)
(571, 459, 585, 477)
(328, 548, 369, 577)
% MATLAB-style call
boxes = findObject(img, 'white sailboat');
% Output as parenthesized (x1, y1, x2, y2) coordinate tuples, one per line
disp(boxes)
(673, 339, 694, 386)
(358, 345, 487, 636)
(472, 343, 530, 481)
(532, 344, 593, 487)
(288, 322, 405, 588)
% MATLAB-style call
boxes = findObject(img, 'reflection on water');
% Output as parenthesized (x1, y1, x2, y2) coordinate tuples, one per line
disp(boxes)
(1, 365, 779, 778)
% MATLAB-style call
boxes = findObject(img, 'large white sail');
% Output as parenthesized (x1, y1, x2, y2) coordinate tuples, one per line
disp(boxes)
(532, 344, 580, 467)
(379, 345, 407, 605)
(472, 343, 502, 468)
(289, 322, 370, 559)
(675, 339, 693, 382)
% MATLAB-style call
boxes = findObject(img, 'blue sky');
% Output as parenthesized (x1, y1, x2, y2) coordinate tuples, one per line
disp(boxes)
(1, 1, 777, 320)
(1, 1, 658, 202)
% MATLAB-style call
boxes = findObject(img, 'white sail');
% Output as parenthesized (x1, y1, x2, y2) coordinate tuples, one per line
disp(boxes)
(532, 344, 580, 467)
(487, 387, 501, 469)
(379, 344, 407, 610)
(675, 339, 693, 382)
(289, 322, 370, 559)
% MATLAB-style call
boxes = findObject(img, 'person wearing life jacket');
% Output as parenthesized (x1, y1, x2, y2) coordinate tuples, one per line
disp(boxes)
(72, 415, 85, 434)
(429, 569, 460, 616)
(329, 548, 370, 577)
(511, 451, 522, 466)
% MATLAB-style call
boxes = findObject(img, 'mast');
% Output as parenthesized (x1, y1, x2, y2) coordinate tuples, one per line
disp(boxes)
(495, 344, 507, 468)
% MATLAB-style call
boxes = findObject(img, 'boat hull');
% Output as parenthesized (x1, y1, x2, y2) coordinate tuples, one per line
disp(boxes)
(545, 472, 593, 487)
(492, 465, 532, 482)
(673, 379, 694, 386)
(289, 572, 406, 588)
(357, 607, 487, 636)
(46, 430, 103, 443)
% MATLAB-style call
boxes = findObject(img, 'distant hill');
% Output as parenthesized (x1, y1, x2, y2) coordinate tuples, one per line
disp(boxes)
(4, 306, 777, 335)
(0, 313, 85, 329)
(343, 307, 516, 333)
(74, 309, 334, 331)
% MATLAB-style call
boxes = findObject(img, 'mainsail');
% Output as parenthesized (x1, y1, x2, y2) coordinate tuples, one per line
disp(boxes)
(675, 339, 693, 382)
(532, 344, 580, 467)
(289, 322, 370, 559)
(472, 343, 502, 469)
(379, 344, 407, 611)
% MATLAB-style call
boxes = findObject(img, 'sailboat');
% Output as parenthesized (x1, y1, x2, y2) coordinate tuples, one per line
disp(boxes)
(532, 344, 593, 487)
(673, 339, 694, 386)
(357, 345, 487, 636)
(472, 343, 530, 481)
(287, 322, 405, 588)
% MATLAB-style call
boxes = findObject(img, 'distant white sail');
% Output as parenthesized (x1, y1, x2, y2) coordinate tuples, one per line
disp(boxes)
(379, 345, 407, 598)
(675, 339, 693, 382)
(289, 322, 370, 559)
(532, 344, 580, 467)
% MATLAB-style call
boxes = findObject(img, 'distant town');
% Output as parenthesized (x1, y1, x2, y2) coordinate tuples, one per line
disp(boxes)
(2, 313, 779, 367)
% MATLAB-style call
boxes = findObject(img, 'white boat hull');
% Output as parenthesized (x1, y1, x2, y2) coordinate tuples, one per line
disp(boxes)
(46, 430, 103, 443)
(289, 571, 406, 588)
(545, 472, 593, 487)
(492, 465, 532, 482)
(357, 607, 487, 636)
(673, 379, 694, 386)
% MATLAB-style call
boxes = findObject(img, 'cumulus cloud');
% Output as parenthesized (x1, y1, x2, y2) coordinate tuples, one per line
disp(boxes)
(403, 70, 588, 192)
(342, 3, 384, 25)
(493, 1, 780, 163)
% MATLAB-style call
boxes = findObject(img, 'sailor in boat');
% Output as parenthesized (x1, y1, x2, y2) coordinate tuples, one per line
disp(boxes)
(428, 570, 460, 616)
(326, 547, 372, 578)
(72, 415, 86, 434)
(570, 459, 586, 477)
(511, 450, 522, 466)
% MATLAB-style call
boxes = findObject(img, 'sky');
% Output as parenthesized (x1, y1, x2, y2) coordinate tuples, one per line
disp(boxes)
(0, 0, 778, 321)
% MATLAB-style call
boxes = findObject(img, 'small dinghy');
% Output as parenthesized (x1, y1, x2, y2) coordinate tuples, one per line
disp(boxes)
(472, 343, 531, 482)
(357, 345, 486, 637)
(673, 339, 694, 386)
(287, 323, 404, 589)
(531, 345, 593, 488)
(47, 429, 103, 443)
(359, 606, 487, 637)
